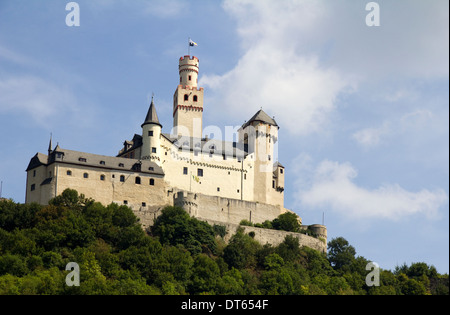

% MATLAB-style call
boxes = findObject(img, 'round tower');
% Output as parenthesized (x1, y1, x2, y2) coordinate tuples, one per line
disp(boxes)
(141, 98, 162, 165)
(179, 55, 199, 87)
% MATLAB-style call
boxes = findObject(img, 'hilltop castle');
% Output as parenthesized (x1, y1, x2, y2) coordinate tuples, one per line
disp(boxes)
(25, 55, 327, 252)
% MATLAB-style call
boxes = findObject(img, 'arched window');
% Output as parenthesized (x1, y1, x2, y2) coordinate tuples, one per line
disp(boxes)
(83, 173, 89, 179)
(120, 175, 125, 182)
(184, 94, 189, 101)
(193, 95, 198, 102)
(135, 177, 141, 185)
(150, 179, 155, 186)
(100, 175, 105, 181)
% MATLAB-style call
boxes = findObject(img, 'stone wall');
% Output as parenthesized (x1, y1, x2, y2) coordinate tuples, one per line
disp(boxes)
(173, 190, 289, 226)
(201, 219, 327, 253)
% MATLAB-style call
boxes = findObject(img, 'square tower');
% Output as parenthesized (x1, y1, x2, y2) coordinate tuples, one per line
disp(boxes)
(173, 56, 204, 139)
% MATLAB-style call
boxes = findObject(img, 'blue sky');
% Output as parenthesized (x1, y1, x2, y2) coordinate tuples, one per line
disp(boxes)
(0, 0, 448, 274)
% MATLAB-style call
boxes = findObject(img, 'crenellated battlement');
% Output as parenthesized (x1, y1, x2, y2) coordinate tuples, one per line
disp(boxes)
(180, 55, 199, 63)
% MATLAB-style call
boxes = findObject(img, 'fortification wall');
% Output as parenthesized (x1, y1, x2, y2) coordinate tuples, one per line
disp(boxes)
(131, 189, 327, 253)
(173, 190, 288, 226)
(202, 219, 327, 253)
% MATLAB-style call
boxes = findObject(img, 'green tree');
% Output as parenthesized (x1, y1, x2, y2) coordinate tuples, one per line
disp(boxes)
(188, 254, 220, 294)
(151, 206, 217, 255)
(327, 237, 356, 270)
(223, 228, 261, 269)
(271, 212, 301, 232)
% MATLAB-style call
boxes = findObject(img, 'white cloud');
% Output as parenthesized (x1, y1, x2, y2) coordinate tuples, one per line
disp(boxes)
(201, 0, 355, 136)
(295, 158, 448, 221)
(352, 109, 436, 149)
(200, 0, 448, 136)
(352, 122, 390, 148)
(0, 75, 79, 126)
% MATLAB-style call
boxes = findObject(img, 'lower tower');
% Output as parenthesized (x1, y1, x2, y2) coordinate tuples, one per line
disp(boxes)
(141, 98, 162, 165)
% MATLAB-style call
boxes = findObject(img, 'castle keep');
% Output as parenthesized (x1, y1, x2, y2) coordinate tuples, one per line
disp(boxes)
(25, 55, 327, 252)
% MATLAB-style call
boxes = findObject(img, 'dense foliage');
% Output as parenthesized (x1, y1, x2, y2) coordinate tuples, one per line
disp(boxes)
(0, 189, 448, 295)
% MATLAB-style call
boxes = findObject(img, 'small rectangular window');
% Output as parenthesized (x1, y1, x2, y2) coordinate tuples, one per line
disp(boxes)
(33, 170, 36, 177)
(79, 158, 87, 162)
(152, 147, 157, 153)
(31, 184, 36, 191)
(183, 167, 188, 175)
(142, 202, 146, 207)
(197, 169, 203, 177)
(272, 180, 275, 189)
(280, 169, 283, 174)
(217, 187, 220, 192)
(149, 131, 154, 137)
(123, 200, 128, 205)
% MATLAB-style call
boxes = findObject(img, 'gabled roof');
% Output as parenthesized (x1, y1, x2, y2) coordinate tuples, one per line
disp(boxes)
(141, 99, 162, 128)
(26, 153, 48, 171)
(242, 109, 279, 129)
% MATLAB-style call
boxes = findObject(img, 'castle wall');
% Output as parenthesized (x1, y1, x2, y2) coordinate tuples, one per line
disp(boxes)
(27, 163, 170, 209)
(25, 164, 56, 204)
(173, 190, 287, 226)
(201, 219, 327, 253)
(161, 136, 258, 203)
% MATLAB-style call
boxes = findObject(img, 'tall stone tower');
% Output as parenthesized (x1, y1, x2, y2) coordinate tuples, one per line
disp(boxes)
(239, 110, 280, 204)
(173, 56, 204, 139)
(141, 97, 162, 165)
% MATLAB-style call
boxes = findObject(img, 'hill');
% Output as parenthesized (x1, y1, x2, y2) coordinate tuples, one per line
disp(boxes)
(0, 189, 448, 295)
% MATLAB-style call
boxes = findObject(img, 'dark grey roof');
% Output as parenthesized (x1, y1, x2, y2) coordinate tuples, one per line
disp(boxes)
(141, 99, 162, 128)
(26, 153, 48, 171)
(29, 147, 164, 176)
(162, 133, 248, 158)
(242, 109, 279, 129)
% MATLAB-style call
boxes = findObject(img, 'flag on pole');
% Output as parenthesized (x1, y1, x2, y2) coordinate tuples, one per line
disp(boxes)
(189, 39, 198, 47)
(192, 175, 200, 183)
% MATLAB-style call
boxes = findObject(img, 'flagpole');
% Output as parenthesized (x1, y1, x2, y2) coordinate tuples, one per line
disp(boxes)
(188, 37, 190, 56)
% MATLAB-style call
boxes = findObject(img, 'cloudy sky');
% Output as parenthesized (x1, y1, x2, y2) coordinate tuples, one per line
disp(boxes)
(0, 0, 448, 273)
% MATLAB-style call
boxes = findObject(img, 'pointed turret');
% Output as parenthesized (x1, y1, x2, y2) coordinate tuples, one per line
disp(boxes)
(142, 97, 162, 128)
(241, 109, 279, 130)
(141, 97, 162, 165)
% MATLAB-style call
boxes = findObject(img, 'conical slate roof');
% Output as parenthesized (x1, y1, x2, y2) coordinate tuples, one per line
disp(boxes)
(141, 98, 162, 128)
(242, 109, 279, 129)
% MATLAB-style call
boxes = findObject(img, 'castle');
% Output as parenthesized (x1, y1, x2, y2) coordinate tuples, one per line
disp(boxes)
(25, 55, 327, 252)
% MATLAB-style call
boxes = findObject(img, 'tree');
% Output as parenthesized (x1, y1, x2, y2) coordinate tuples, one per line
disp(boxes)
(327, 237, 356, 270)
(151, 206, 217, 255)
(271, 212, 301, 232)
(223, 228, 261, 269)
(188, 254, 220, 294)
